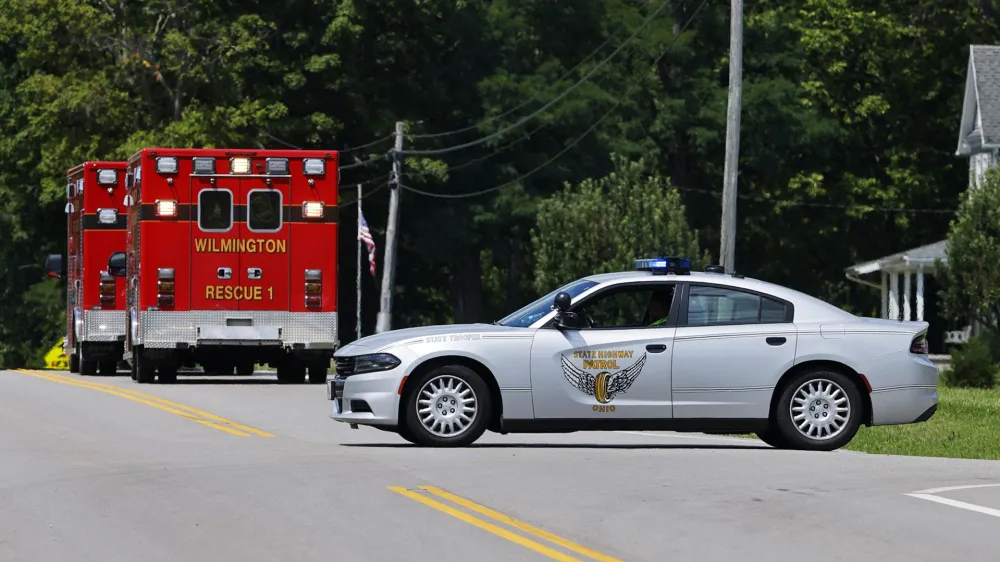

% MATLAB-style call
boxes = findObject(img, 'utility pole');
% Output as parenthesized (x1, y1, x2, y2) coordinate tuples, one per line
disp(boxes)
(376, 121, 404, 333)
(719, 0, 743, 273)
(356, 182, 362, 340)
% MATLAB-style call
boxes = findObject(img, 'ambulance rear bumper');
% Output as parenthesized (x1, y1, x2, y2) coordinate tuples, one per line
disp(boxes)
(134, 311, 337, 350)
(80, 310, 127, 343)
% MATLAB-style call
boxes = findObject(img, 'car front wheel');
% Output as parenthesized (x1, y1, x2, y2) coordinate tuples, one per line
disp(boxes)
(403, 365, 491, 447)
(774, 369, 862, 451)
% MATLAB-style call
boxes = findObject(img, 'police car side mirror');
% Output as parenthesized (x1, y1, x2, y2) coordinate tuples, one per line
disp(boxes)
(108, 252, 127, 277)
(45, 254, 64, 279)
(553, 291, 572, 312)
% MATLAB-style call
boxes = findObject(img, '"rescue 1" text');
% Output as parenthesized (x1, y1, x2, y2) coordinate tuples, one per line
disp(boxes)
(195, 238, 287, 254)
(205, 285, 274, 300)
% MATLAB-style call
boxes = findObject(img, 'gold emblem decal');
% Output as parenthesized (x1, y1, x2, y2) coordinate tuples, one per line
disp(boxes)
(560, 352, 646, 405)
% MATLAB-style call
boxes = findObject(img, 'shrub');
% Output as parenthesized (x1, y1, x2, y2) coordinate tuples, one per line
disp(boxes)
(944, 333, 998, 388)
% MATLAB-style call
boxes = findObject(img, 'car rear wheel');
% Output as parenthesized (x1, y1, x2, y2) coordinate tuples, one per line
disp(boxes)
(403, 365, 491, 447)
(774, 369, 862, 451)
(755, 428, 791, 449)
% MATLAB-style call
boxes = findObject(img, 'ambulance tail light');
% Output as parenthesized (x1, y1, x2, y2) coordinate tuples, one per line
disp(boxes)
(230, 157, 251, 174)
(156, 199, 178, 217)
(302, 201, 325, 219)
(156, 157, 178, 174)
(158, 268, 175, 308)
(305, 269, 322, 308)
(99, 271, 116, 306)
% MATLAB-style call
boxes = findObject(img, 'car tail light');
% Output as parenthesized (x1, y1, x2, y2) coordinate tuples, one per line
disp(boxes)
(305, 269, 321, 308)
(158, 268, 175, 308)
(302, 201, 324, 219)
(910, 334, 929, 354)
(99, 271, 116, 306)
(156, 199, 177, 217)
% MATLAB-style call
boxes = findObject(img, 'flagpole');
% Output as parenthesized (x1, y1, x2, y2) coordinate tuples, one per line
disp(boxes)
(356, 183, 362, 340)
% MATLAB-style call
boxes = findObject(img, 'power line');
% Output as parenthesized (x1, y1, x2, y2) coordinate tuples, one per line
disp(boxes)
(259, 130, 394, 156)
(338, 171, 392, 206)
(397, 0, 676, 157)
(399, 0, 709, 199)
(675, 185, 956, 214)
(407, 18, 632, 140)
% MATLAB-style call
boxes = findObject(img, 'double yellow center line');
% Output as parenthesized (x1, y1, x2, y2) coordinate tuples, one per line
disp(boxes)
(15, 369, 273, 437)
(388, 485, 622, 562)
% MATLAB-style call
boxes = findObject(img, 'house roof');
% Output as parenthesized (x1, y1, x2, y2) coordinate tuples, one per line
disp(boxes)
(845, 240, 948, 276)
(957, 45, 1000, 156)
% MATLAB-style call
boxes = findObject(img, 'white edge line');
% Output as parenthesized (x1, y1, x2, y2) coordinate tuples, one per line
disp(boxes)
(905, 493, 1000, 519)
(910, 483, 1000, 495)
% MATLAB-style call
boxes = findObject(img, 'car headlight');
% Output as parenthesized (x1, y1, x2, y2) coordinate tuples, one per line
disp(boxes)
(353, 353, 401, 374)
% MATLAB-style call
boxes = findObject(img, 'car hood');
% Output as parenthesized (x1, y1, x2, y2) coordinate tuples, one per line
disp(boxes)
(335, 323, 530, 355)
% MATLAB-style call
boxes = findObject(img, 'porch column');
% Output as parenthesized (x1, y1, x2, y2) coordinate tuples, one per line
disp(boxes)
(903, 271, 912, 321)
(889, 272, 900, 320)
(881, 271, 888, 319)
(916, 266, 925, 322)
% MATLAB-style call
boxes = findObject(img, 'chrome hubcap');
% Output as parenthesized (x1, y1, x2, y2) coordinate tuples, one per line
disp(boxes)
(417, 375, 478, 437)
(790, 379, 851, 440)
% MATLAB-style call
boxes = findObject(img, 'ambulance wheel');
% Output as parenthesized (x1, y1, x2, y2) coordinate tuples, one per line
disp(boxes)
(135, 349, 156, 384)
(98, 360, 116, 376)
(69, 351, 80, 373)
(158, 366, 177, 384)
(308, 365, 328, 384)
(79, 351, 98, 377)
(236, 362, 254, 376)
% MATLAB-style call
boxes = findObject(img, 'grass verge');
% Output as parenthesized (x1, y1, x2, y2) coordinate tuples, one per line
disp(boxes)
(736, 385, 1000, 460)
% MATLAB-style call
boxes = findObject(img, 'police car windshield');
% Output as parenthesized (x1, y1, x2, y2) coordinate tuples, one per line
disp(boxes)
(496, 279, 598, 327)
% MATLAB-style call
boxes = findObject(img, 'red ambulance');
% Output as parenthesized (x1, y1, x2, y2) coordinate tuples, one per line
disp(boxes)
(45, 161, 129, 375)
(122, 148, 340, 384)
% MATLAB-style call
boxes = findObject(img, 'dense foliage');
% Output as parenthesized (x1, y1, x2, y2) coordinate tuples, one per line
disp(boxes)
(1, 0, 996, 367)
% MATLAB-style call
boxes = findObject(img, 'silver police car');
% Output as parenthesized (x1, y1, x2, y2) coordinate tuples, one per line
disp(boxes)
(329, 257, 938, 450)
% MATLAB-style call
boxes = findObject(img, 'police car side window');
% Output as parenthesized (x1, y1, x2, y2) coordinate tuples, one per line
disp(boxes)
(577, 285, 675, 329)
(198, 190, 233, 232)
(247, 190, 281, 232)
(686, 285, 783, 326)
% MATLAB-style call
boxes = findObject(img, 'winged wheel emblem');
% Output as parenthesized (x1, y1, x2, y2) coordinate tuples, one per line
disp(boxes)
(560, 352, 647, 404)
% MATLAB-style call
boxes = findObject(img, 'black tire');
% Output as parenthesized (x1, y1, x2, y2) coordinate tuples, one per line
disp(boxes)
(774, 369, 862, 451)
(402, 364, 491, 447)
(135, 349, 156, 384)
(308, 365, 328, 384)
(277, 363, 306, 384)
(397, 425, 420, 445)
(236, 362, 254, 377)
(69, 350, 80, 373)
(755, 427, 792, 449)
(79, 349, 98, 376)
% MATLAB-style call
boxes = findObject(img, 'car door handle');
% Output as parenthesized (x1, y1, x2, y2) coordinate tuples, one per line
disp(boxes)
(766, 337, 786, 346)
(646, 344, 667, 353)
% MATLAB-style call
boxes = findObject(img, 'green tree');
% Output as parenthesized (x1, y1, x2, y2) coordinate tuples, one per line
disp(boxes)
(940, 167, 1000, 330)
(530, 153, 710, 295)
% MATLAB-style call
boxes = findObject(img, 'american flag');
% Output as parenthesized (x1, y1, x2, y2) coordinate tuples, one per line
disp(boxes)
(358, 208, 377, 277)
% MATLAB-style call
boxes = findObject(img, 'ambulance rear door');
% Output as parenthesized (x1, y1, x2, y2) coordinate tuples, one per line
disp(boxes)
(237, 163, 290, 311)
(191, 174, 241, 311)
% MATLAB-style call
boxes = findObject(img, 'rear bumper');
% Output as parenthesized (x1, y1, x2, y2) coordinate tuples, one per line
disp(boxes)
(133, 310, 337, 350)
(80, 310, 127, 343)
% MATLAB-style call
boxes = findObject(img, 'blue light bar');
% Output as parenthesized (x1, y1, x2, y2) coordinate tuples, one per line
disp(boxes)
(635, 256, 691, 275)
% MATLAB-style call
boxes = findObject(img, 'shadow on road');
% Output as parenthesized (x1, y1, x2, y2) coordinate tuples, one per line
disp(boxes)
(342, 442, 771, 450)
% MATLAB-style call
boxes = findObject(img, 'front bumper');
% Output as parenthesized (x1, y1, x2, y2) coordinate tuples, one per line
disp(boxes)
(328, 369, 403, 426)
(134, 310, 337, 349)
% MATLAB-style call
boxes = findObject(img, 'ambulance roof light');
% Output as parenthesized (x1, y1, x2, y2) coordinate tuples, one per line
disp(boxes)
(230, 157, 251, 174)
(303, 158, 325, 175)
(266, 158, 289, 175)
(192, 157, 215, 175)
(635, 256, 691, 275)
(156, 157, 178, 174)
(97, 169, 117, 185)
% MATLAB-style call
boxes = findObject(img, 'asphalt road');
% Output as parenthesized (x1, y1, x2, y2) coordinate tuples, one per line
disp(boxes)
(2, 368, 999, 562)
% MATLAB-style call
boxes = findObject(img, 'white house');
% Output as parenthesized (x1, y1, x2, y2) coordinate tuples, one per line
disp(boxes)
(843, 44, 1000, 348)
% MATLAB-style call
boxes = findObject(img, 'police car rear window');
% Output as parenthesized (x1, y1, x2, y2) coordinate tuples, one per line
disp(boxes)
(198, 190, 232, 231)
(247, 190, 281, 232)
